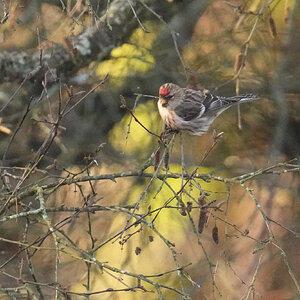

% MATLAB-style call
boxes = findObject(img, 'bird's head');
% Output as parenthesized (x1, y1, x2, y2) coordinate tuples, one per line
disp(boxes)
(158, 83, 181, 108)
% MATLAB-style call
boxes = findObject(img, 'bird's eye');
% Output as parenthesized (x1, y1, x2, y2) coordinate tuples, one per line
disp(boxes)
(165, 94, 173, 100)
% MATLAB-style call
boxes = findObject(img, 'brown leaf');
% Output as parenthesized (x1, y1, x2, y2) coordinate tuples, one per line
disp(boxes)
(0, 118, 11, 135)
(284, 7, 290, 24)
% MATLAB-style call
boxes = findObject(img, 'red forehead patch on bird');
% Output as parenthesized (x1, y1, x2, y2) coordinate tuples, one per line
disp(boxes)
(159, 87, 170, 96)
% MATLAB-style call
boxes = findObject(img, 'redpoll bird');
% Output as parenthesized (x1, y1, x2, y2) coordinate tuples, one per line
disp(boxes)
(158, 83, 258, 135)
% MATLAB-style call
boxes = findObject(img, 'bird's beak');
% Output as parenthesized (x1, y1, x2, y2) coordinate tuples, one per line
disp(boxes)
(160, 98, 168, 107)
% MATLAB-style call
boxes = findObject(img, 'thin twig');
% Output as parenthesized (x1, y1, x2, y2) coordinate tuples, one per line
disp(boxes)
(120, 95, 161, 139)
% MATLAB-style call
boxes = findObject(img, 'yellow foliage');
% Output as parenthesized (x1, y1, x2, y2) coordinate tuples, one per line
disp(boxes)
(96, 25, 157, 86)
(109, 100, 161, 156)
(129, 24, 157, 49)
(248, 0, 295, 29)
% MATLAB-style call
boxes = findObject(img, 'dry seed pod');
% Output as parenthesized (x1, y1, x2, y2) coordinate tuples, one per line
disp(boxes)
(198, 196, 206, 206)
(154, 149, 160, 171)
(186, 202, 193, 213)
(243, 229, 249, 236)
(269, 17, 277, 39)
(179, 205, 187, 216)
(149, 236, 154, 242)
(135, 247, 141, 255)
(234, 53, 244, 72)
(198, 207, 208, 233)
(212, 225, 219, 244)
(164, 150, 169, 169)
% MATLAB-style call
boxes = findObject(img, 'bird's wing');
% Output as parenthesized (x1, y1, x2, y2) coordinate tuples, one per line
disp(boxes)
(202, 93, 227, 111)
(174, 88, 206, 121)
(203, 93, 258, 112)
(174, 88, 257, 122)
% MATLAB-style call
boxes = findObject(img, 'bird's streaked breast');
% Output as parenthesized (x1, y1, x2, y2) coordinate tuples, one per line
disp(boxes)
(157, 99, 177, 129)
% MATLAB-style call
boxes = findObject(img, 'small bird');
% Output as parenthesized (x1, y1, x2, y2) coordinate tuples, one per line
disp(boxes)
(157, 83, 259, 135)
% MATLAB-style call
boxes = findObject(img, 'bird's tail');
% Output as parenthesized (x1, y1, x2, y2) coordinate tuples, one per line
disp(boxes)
(227, 93, 259, 103)
(207, 93, 259, 116)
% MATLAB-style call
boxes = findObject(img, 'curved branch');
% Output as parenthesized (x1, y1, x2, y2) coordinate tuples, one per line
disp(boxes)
(1, 160, 299, 213)
(0, 0, 174, 84)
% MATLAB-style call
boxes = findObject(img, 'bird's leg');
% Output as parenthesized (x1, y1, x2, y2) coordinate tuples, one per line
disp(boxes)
(153, 127, 178, 171)
(164, 125, 179, 135)
(160, 125, 179, 146)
